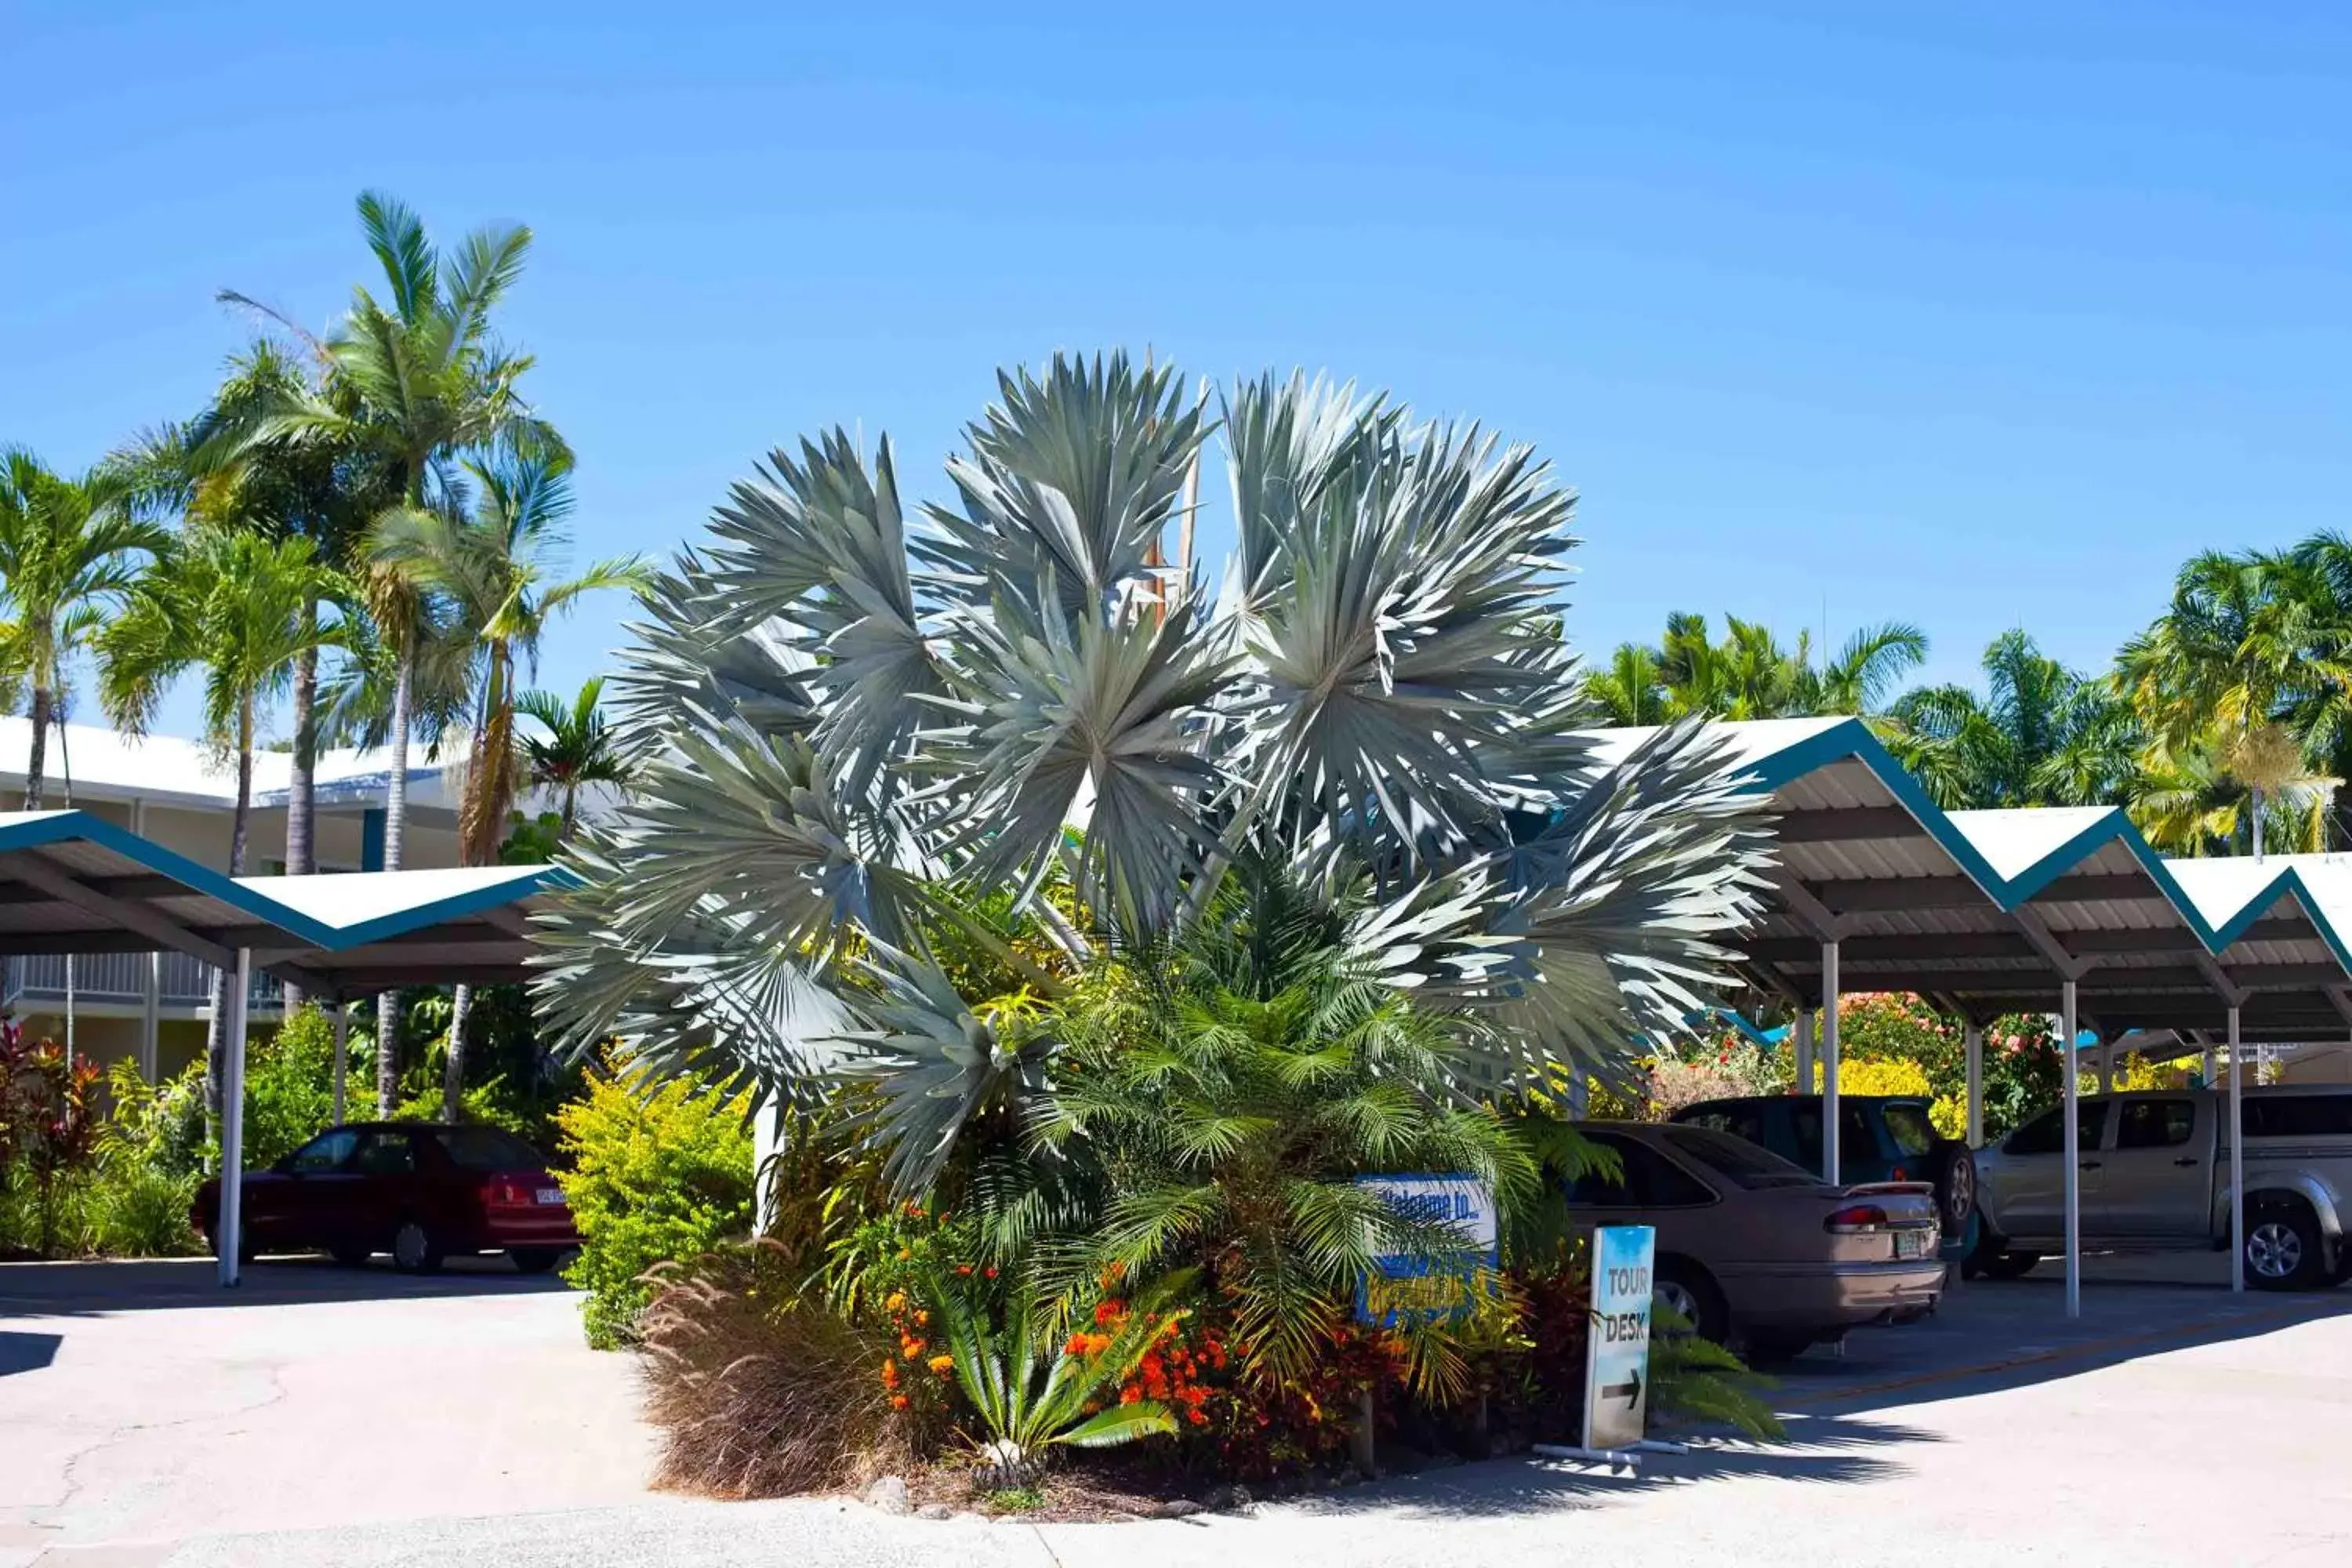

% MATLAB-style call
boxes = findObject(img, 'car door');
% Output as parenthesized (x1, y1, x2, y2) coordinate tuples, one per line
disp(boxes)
(344, 1129, 424, 1251)
(1988, 1100, 2111, 1243)
(2100, 1097, 2208, 1239)
(265, 1128, 363, 1250)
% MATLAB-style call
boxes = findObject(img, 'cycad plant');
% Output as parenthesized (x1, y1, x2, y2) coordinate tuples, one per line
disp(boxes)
(535, 354, 1773, 1204)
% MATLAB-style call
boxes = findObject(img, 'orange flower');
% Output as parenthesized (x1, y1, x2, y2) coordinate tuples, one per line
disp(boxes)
(1119, 1386, 1143, 1405)
(956, 1264, 975, 1276)
(884, 1291, 907, 1313)
(901, 1338, 927, 1359)
(891, 1394, 910, 1410)
(1064, 1333, 1091, 1357)
(880, 1359, 900, 1388)
(928, 1354, 954, 1375)
(1094, 1300, 1123, 1327)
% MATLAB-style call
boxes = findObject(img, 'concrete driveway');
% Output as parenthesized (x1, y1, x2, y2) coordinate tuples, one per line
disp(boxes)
(5, 1252, 2350, 1566)
(0, 1258, 655, 1566)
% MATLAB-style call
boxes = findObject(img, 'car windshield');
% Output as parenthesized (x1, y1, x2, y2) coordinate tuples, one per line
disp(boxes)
(1659, 1125, 1820, 1189)
(429, 1127, 546, 1171)
(1880, 1102, 1937, 1159)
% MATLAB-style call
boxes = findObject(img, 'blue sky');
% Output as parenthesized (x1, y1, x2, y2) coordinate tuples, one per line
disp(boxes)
(6, 1, 2350, 741)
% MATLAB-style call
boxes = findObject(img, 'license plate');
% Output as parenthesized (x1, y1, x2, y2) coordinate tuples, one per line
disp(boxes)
(535, 1187, 564, 1206)
(1893, 1230, 1928, 1260)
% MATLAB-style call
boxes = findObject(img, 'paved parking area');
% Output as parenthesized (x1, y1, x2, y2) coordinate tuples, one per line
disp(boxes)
(4, 1251, 2349, 1566)
(0, 1258, 655, 1566)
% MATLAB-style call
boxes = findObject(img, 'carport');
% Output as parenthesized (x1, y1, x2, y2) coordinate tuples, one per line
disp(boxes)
(1595, 718, 2352, 1317)
(0, 809, 559, 1288)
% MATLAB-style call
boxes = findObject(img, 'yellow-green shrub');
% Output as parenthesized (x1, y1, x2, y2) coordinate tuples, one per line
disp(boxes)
(556, 1063, 757, 1348)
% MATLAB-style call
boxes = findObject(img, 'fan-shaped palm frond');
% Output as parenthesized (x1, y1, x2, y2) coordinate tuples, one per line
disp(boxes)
(537, 352, 1773, 1204)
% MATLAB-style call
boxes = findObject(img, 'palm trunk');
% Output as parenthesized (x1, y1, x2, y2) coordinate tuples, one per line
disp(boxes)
(205, 703, 257, 1147)
(281, 622, 319, 1016)
(442, 982, 474, 1123)
(559, 781, 578, 840)
(441, 656, 498, 1121)
(374, 639, 415, 1117)
(23, 684, 49, 809)
(2253, 785, 2267, 862)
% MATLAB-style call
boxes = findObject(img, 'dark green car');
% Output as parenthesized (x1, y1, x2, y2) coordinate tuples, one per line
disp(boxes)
(1670, 1094, 1980, 1260)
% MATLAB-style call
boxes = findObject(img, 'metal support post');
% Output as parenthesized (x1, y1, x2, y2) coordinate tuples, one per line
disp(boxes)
(2229, 1006, 2245, 1294)
(1964, 1021, 1984, 1149)
(2061, 979, 2081, 1319)
(1821, 944, 1842, 1184)
(216, 949, 252, 1288)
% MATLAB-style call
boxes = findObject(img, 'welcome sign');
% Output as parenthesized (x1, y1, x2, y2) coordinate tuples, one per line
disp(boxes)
(1353, 1174, 1497, 1327)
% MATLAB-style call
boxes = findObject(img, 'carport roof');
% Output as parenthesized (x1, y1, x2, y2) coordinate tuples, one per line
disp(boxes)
(0, 810, 559, 997)
(1590, 718, 2352, 1041)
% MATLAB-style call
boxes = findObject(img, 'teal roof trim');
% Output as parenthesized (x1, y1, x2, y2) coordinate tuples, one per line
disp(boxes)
(0, 809, 562, 953)
(1722, 717, 2352, 967)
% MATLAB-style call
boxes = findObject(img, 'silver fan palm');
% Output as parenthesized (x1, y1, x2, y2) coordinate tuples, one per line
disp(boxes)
(535, 353, 1775, 1193)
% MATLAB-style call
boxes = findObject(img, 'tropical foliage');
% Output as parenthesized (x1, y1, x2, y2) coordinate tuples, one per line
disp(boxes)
(537, 355, 1775, 1197)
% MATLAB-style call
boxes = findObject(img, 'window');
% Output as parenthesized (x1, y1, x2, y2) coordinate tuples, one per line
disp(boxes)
(1661, 1125, 1818, 1189)
(286, 1130, 358, 1174)
(1563, 1132, 1718, 1207)
(1791, 1104, 1880, 1167)
(429, 1127, 546, 1171)
(2003, 1102, 2108, 1157)
(2241, 1095, 2352, 1140)
(1878, 1103, 1937, 1160)
(2116, 1099, 2196, 1150)
(1680, 1104, 1769, 1147)
(350, 1131, 417, 1175)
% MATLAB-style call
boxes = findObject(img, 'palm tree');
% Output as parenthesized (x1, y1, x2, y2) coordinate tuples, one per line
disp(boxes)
(533, 355, 1774, 1200)
(1804, 621, 1930, 717)
(1589, 612, 1924, 724)
(99, 531, 347, 1127)
(230, 191, 561, 1116)
(2117, 547, 2345, 856)
(0, 452, 167, 807)
(519, 677, 625, 837)
(1883, 630, 2140, 809)
(370, 448, 645, 1118)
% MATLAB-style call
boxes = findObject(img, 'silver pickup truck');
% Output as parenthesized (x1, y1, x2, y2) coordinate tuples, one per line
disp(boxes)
(1971, 1087, 2352, 1290)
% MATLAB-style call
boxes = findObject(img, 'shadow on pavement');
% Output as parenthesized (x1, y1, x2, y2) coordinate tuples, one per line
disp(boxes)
(0, 1327, 62, 1374)
(1276, 1414, 1937, 1521)
(0, 1254, 575, 1316)
(1764, 1256, 2352, 1417)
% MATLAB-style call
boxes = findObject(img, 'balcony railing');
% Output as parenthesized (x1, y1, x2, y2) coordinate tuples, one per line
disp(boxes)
(1, 953, 284, 1012)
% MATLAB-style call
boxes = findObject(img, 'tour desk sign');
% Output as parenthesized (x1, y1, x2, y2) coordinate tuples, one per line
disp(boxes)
(1352, 1174, 1498, 1327)
(1583, 1224, 1656, 1451)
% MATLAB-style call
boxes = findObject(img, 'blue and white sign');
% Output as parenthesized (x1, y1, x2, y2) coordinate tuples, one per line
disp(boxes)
(1582, 1225, 1655, 1451)
(1353, 1174, 1497, 1326)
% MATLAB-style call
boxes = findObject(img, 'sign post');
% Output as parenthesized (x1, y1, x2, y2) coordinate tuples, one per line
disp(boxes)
(1581, 1224, 1655, 1454)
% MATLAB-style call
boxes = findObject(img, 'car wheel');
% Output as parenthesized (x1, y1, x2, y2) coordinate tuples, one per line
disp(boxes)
(390, 1219, 445, 1275)
(2245, 1203, 2324, 1290)
(507, 1247, 566, 1275)
(1653, 1258, 1730, 1345)
(1931, 1144, 1978, 1232)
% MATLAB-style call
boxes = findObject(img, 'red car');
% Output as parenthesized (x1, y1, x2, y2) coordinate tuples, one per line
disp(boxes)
(196, 1121, 580, 1273)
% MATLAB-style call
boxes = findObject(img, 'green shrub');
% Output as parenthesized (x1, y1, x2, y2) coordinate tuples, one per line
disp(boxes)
(556, 1063, 757, 1348)
(86, 1161, 203, 1257)
(244, 1005, 339, 1168)
(390, 1078, 538, 1140)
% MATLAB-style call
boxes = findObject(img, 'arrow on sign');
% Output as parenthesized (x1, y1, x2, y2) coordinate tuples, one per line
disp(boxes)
(1599, 1367, 1643, 1408)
